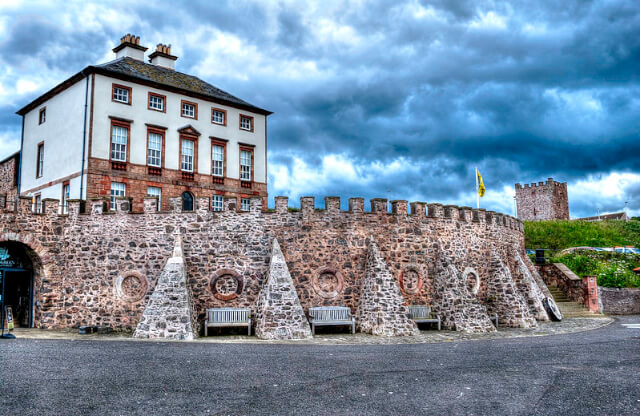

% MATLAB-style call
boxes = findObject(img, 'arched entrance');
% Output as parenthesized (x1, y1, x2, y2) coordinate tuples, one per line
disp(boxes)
(0, 242, 36, 328)
(181, 191, 194, 211)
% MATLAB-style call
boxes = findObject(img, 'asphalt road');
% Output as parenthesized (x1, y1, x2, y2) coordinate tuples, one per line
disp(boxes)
(1, 316, 639, 416)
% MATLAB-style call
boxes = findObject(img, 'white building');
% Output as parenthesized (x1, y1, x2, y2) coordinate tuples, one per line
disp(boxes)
(17, 34, 271, 213)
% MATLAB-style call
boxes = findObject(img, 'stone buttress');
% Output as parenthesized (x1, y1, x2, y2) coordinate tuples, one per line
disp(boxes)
(254, 238, 312, 340)
(513, 250, 550, 321)
(432, 253, 496, 333)
(485, 253, 537, 328)
(133, 235, 198, 340)
(356, 239, 418, 336)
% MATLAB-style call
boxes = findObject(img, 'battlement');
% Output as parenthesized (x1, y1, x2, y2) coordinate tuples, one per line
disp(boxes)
(514, 177, 569, 221)
(0, 193, 524, 232)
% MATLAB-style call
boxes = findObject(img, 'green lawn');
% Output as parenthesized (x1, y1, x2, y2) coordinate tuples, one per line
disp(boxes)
(524, 219, 640, 250)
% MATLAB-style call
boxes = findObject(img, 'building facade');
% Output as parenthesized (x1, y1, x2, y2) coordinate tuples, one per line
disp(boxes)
(16, 34, 270, 213)
(515, 178, 569, 221)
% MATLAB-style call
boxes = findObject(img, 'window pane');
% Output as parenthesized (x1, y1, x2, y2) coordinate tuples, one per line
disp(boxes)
(182, 103, 195, 117)
(149, 95, 163, 110)
(240, 150, 251, 181)
(212, 145, 224, 176)
(111, 126, 127, 161)
(212, 195, 223, 211)
(241, 198, 250, 211)
(181, 139, 194, 171)
(110, 182, 126, 210)
(148, 133, 162, 167)
(212, 110, 224, 124)
(113, 87, 129, 103)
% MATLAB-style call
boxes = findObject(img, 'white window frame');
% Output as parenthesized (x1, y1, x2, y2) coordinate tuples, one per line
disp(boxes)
(182, 102, 196, 118)
(110, 182, 126, 211)
(149, 94, 164, 111)
(212, 145, 224, 177)
(212, 109, 225, 125)
(240, 116, 253, 131)
(212, 195, 224, 212)
(147, 186, 161, 211)
(111, 125, 127, 162)
(147, 132, 162, 167)
(181, 139, 194, 172)
(113, 86, 129, 104)
(33, 194, 42, 214)
(240, 150, 252, 181)
(62, 183, 70, 214)
(36, 143, 44, 178)
(240, 198, 250, 212)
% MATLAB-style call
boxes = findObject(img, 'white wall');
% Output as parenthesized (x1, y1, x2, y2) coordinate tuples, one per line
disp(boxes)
(20, 77, 91, 200)
(91, 74, 267, 182)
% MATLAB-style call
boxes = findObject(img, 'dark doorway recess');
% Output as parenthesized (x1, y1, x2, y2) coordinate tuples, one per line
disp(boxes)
(0, 242, 36, 328)
(182, 191, 194, 211)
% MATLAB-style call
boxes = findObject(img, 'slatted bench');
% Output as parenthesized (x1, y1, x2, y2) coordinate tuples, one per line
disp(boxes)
(408, 305, 441, 330)
(308, 306, 356, 335)
(204, 308, 252, 336)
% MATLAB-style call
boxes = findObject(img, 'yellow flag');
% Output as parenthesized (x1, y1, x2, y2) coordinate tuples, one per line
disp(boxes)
(477, 170, 486, 197)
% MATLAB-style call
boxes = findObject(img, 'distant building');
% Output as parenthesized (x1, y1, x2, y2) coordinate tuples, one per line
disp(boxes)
(515, 178, 569, 221)
(14, 34, 271, 213)
(577, 212, 628, 222)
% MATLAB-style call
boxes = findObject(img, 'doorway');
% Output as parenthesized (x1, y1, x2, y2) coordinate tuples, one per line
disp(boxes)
(0, 242, 35, 328)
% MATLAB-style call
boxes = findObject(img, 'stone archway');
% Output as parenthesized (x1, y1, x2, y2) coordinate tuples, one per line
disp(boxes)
(0, 236, 47, 328)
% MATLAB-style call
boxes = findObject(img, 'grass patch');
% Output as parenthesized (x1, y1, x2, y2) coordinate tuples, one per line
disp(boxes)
(524, 219, 640, 250)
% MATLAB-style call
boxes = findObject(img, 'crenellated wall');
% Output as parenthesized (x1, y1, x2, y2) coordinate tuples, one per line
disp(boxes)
(0, 192, 548, 334)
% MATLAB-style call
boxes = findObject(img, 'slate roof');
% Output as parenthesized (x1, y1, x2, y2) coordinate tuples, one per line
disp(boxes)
(18, 57, 271, 115)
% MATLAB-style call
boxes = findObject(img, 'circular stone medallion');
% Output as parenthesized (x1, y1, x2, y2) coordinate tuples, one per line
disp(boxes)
(116, 271, 148, 302)
(312, 267, 343, 299)
(462, 267, 481, 295)
(400, 266, 423, 294)
(210, 269, 244, 301)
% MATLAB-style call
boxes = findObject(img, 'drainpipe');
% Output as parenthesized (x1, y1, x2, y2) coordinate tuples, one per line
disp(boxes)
(17, 115, 25, 198)
(79, 72, 89, 200)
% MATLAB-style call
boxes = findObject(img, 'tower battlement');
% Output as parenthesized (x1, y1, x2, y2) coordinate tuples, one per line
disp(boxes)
(514, 178, 569, 221)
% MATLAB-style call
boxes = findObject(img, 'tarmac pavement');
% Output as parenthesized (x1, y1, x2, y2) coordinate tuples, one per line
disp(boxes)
(0, 315, 638, 415)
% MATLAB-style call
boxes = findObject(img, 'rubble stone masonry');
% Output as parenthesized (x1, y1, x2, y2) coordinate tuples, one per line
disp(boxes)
(0, 192, 549, 335)
(515, 178, 569, 221)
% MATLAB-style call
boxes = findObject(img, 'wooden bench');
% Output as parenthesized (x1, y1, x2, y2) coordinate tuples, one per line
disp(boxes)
(308, 306, 356, 335)
(204, 308, 251, 336)
(408, 305, 441, 330)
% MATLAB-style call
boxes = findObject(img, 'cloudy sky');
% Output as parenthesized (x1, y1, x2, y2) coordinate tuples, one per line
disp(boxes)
(0, 0, 638, 217)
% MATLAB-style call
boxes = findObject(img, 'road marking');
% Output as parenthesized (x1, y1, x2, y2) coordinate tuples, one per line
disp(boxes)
(621, 324, 640, 329)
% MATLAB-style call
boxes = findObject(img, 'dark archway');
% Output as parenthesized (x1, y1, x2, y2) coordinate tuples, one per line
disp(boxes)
(0, 242, 36, 328)
(181, 191, 194, 211)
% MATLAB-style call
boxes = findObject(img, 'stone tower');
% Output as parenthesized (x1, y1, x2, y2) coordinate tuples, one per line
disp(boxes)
(515, 178, 569, 221)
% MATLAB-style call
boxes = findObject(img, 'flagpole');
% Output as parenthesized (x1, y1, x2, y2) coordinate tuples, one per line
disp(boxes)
(475, 167, 479, 209)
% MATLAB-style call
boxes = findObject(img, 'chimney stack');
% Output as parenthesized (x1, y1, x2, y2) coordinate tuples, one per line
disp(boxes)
(112, 34, 148, 61)
(149, 43, 178, 70)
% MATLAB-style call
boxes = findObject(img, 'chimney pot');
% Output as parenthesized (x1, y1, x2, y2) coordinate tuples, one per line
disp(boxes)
(113, 34, 148, 61)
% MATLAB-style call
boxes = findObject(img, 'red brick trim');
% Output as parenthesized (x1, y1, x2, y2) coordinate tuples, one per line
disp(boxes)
(20, 170, 85, 195)
(180, 99, 198, 120)
(38, 107, 46, 125)
(239, 114, 254, 132)
(146, 126, 166, 169)
(147, 91, 166, 113)
(111, 83, 132, 105)
(36, 141, 44, 178)
(109, 118, 131, 164)
(211, 107, 227, 126)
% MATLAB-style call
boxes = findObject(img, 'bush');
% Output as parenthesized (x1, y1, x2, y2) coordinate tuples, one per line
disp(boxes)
(548, 251, 640, 288)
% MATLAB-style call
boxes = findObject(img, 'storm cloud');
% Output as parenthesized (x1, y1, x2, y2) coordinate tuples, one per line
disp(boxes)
(0, 0, 638, 217)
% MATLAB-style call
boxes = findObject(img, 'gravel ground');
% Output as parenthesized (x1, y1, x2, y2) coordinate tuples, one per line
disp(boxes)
(1, 316, 638, 415)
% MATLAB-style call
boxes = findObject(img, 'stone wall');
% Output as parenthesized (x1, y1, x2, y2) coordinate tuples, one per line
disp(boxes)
(598, 287, 640, 315)
(0, 194, 544, 334)
(537, 263, 585, 303)
(515, 178, 569, 221)
(0, 152, 19, 207)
